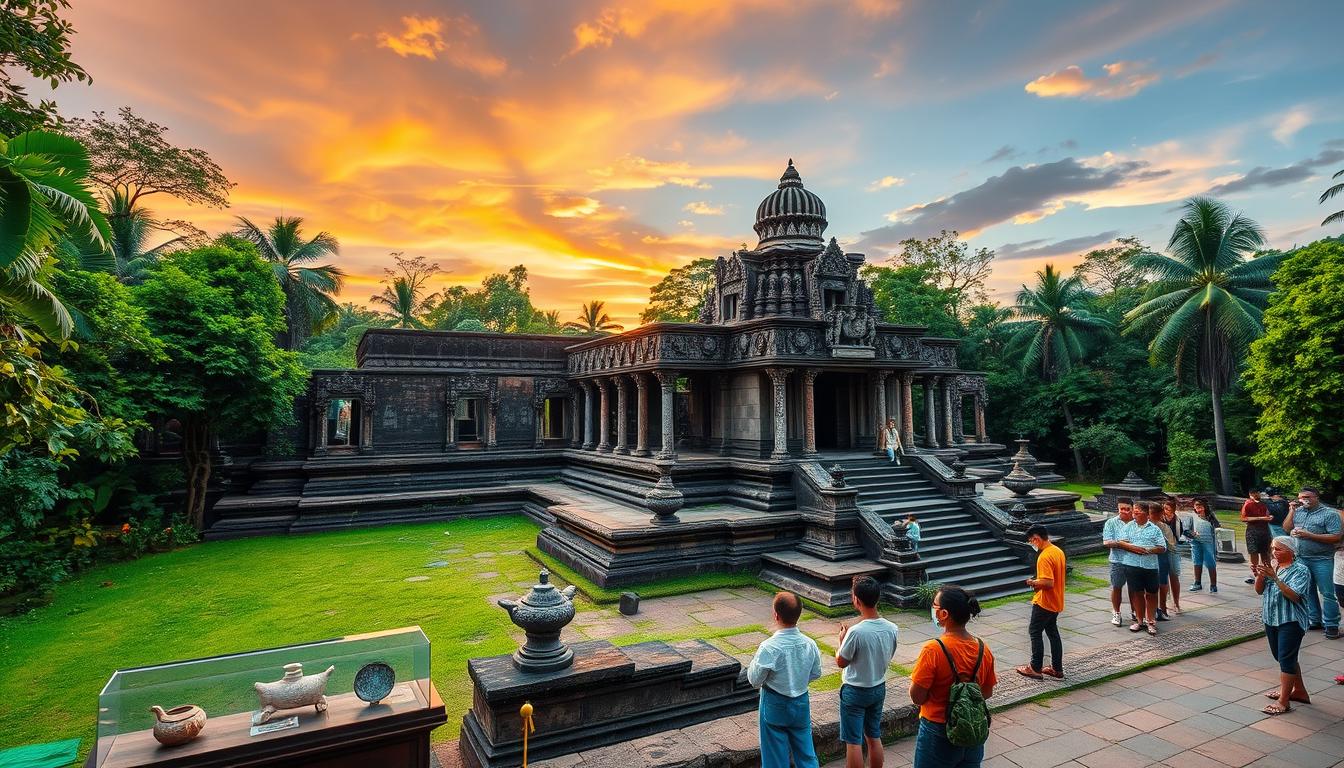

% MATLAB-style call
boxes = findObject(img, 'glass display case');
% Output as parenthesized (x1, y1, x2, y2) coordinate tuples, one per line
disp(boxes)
(92, 626, 440, 768)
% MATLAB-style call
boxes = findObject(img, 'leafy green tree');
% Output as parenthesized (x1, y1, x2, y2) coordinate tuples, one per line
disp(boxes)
(1124, 197, 1284, 494)
(528, 309, 563, 334)
(1069, 422, 1146, 478)
(862, 264, 961, 337)
(98, 189, 195, 283)
(1074, 236, 1150, 295)
(454, 318, 487, 331)
(564, 300, 622, 334)
(371, 253, 440, 329)
(1321, 168, 1344, 227)
(1244, 240, 1344, 497)
(640, 258, 715, 323)
(894, 230, 994, 318)
(1003, 264, 1112, 476)
(232, 216, 345, 349)
(0, 0, 91, 135)
(0, 130, 110, 337)
(299, 302, 386, 369)
(133, 241, 307, 530)
(1162, 431, 1215, 493)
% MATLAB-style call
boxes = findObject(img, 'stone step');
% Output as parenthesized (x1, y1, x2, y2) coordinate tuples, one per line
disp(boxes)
(758, 551, 889, 608)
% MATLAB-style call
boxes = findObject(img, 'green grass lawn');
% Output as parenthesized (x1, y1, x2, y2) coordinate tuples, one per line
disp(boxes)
(0, 516, 554, 759)
(1054, 482, 1102, 510)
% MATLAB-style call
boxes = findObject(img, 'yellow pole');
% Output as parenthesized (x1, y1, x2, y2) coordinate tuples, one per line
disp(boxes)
(520, 702, 536, 768)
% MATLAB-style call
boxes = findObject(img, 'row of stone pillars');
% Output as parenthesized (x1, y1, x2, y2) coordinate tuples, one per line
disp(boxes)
(898, 372, 988, 450)
(572, 371, 678, 459)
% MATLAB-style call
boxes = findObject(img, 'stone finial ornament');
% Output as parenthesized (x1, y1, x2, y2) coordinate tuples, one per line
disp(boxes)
(645, 463, 684, 524)
(828, 464, 846, 488)
(951, 459, 967, 478)
(1002, 462, 1038, 498)
(498, 570, 578, 673)
(1010, 439, 1038, 467)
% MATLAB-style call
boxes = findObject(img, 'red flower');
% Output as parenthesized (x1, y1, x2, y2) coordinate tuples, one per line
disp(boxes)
(121, 523, 131, 534)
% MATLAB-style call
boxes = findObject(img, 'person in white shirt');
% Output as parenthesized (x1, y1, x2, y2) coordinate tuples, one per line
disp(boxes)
(748, 592, 823, 768)
(880, 418, 904, 466)
(836, 576, 899, 768)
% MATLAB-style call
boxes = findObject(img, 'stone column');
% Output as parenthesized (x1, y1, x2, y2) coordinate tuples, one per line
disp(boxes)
(874, 371, 890, 448)
(718, 375, 731, 456)
(314, 399, 330, 457)
(487, 394, 499, 450)
(923, 376, 940, 448)
(951, 389, 965, 444)
(534, 399, 546, 449)
(802, 368, 819, 456)
(764, 367, 790, 460)
(581, 381, 595, 450)
(614, 376, 629, 454)
(444, 394, 457, 451)
(597, 378, 612, 452)
(974, 392, 988, 443)
(634, 374, 650, 457)
(941, 379, 954, 448)
(653, 370, 678, 459)
(569, 390, 581, 447)
(900, 372, 916, 450)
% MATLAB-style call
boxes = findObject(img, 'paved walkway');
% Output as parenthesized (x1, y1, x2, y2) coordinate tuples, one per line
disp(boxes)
(851, 631, 1344, 768)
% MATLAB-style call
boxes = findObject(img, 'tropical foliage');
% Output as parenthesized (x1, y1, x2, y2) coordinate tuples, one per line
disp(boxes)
(0, 0, 90, 135)
(371, 253, 440, 329)
(640, 258, 714, 323)
(233, 216, 344, 349)
(564, 300, 622, 334)
(1245, 240, 1344, 497)
(1124, 198, 1283, 494)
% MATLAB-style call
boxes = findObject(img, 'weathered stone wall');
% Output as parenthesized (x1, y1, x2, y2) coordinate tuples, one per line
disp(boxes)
(372, 374, 449, 453)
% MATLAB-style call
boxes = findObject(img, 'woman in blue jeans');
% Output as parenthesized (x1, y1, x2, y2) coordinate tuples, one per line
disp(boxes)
(1188, 499, 1220, 593)
(909, 586, 997, 768)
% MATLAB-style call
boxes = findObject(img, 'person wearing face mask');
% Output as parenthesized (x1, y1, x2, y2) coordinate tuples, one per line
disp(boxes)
(1283, 486, 1343, 638)
(910, 585, 997, 768)
(1102, 500, 1135, 627)
(1016, 525, 1066, 680)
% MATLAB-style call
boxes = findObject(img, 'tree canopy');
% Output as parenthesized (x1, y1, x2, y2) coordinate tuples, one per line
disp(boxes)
(893, 230, 994, 318)
(0, 0, 90, 135)
(640, 258, 715, 323)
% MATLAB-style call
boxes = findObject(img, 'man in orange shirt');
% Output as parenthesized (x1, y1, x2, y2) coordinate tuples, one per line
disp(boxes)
(1017, 525, 1066, 680)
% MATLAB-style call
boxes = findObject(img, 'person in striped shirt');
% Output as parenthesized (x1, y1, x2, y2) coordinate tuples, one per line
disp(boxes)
(1117, 504, 1167, 636)
(1255, 536, 1311, 715)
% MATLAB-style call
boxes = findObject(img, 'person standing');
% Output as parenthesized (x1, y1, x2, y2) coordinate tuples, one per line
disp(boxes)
(1016, 525, 1066, 680)
(1147, 502, 1176, 620)
(1160, 500, 1183, 615)
(748, 592, 823, 768)
(1102, 500, 1135, 626)
(905, 515, 921, 552)
(836, 576, 899, 768)
(910, 585, 996, 768)
(1283, 487, 1343, 638)
(1265, 488, 1290, 539)
(1255, 536, 1312, 715)
(1188, 499, 1221, 593)
(880, 418, 904, 466)
(1242, 489, 1274, 585)
(1119, 504, 1166, 635)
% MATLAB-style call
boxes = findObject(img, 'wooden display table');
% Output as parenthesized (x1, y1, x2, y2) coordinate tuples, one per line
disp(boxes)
(88, 680, 446, 768)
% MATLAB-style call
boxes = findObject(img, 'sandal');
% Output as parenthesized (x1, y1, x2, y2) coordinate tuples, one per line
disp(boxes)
(1261, 703, 1290, 715)
(1129, 622, 1143, 632)
(1147, 622, 1158, 636)
(1266, 691, 1312, 703)
(1016, 665, 1043, 680)
(1041, 666, 1065, 679)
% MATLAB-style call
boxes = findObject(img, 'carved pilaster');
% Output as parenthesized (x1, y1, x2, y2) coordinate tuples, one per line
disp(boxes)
(313, 398, 330, 457)
(975, 392, 988, 443)
(923, 376, 940, 449)
(634, 374, 650, 457)
(951, 386, 965, 445)
(614, 376, 629, 454)
(581, 381, 595, 450)
(941, 379, 954, 448)
(764, 367, 790, 460)
(803, 368, 819, 456)
(569, 390, 581, 447)
(718, 376, 731, 456)
(900, 372, 916, 449)
(653, 370, 678, 460)
(597, 378, 612, 452)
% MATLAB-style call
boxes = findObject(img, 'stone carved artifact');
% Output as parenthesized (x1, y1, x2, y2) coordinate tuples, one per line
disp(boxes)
(498, 569, 578, 673)
(253, 662, 335, 724)
(150, 704, 206, 746)
(354, 661, 396, 706)
(1002, 462, 1038, 498)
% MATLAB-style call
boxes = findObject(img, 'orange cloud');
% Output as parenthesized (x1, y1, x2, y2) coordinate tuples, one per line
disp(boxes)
(1025, 61, 1159, 100)
(375, 14, 506, 77)
(683, 201, 725, 215)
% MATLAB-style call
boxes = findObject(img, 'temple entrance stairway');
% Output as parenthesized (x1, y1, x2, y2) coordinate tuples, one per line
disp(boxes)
(836, 456, 1032, 602)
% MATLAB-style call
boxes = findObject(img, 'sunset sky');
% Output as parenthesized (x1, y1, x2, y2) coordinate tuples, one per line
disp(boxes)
(47, 0, 1344, 327)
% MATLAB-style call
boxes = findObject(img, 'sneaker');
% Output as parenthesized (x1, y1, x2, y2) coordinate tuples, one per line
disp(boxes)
(1129, 622, 1143, 632)
(1309, 624, 1324, 631)
(1156, 610, 1170, 622)
(1326, 628, 1341, 640)
(1210, 585, 1218, 593)
(1245, 577, 1256, 584)
(1190, 583, 1203, 592)
(1147, 622, 1158, 636)
(1111, 612, 1122, 626)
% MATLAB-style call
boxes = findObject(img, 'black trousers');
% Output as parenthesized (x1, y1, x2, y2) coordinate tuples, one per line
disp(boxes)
(1029, 604, 1063, 672)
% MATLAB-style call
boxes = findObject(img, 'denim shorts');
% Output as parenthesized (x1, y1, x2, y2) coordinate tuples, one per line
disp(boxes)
(839, 683, 886, 744)
(1191, 541, 1218, 570)
(1265, 622, 1305, 674)
(1109, 561, 1126, 589)
(1156, 550, 1170, 582)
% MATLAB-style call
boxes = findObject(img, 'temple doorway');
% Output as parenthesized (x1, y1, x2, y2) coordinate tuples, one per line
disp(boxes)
(813, 371, 868, 451)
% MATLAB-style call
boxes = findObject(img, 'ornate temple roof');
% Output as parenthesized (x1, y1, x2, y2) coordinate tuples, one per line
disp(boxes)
(752, 159, 827, 251)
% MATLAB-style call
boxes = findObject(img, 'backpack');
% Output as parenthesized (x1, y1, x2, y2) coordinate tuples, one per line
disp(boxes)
(934, 638, 991, 747)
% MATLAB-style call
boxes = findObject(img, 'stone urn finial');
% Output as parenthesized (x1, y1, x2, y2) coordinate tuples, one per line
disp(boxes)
(1008, 502, 1031, 533)
(1010, 439, 1037, 467)
(498, 569, 578, 673)
(828, 464, 846, 488)
(645, 462, 684, 524)
(951, 459, 967, 479)
(1002, 462, 1038, 498)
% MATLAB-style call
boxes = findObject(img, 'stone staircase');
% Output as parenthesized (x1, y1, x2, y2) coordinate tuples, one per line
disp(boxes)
(838, 457, 1032, 602)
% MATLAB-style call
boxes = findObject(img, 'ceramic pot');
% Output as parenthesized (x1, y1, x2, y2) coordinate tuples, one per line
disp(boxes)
(150, 705, 206, 746)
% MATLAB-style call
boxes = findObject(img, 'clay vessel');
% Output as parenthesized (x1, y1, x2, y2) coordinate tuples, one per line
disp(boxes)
(253, 662, 335, 724)
(150, 704, 206, 746)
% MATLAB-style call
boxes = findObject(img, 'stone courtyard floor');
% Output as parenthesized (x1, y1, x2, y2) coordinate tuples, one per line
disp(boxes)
(438, 555, 1344, 768)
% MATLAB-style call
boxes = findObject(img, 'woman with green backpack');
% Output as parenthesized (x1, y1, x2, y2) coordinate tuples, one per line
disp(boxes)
(909, 585, 997, 767)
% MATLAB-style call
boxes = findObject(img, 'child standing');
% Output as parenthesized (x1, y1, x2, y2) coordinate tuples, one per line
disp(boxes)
(748, 592, 823, 768)
(836, 576, 899, 768)
(906, 515, 921, 552)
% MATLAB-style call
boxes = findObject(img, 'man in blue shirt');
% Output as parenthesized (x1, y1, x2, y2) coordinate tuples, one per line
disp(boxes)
(748, 592, 823, 768)
(1284, 487, 1343, 639)
(1101, 500, 1135, 627)
(1118, 505, 1167, 636)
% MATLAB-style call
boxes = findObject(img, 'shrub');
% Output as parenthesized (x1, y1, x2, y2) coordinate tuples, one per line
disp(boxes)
(1163, 431, 1214, 493)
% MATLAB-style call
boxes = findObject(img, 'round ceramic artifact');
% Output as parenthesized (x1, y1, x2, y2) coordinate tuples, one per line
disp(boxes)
(150, 704, 207, 746)
(354, 661, 396, 705)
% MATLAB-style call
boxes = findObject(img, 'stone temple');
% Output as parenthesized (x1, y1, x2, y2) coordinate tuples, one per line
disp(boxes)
(209, 161, 1096, 607)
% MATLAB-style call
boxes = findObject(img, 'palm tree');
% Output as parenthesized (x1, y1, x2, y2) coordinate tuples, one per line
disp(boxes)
(102, 190, 193, 283)
(530, 309, 562, 334)
(372, 277, 437, 329)
(1003, 264, 1112, 476)
(1124, 197, 1285, 494)
(233, 216, 344, 349)
(1321, 167, 1344, 226)
(563, 301, 623, 334)
(0, 130, 110, 338)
